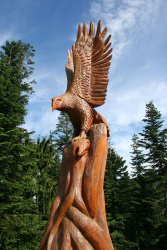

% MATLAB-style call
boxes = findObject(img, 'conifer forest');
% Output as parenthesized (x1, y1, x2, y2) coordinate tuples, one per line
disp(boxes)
(0, 41, 167, 250)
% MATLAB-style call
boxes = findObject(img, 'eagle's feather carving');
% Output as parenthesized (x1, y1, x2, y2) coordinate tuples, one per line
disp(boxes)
(52, 20, 112, 138)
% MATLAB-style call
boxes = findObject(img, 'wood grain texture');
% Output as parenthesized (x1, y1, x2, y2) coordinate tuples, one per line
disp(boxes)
(39, 123, 114, 250)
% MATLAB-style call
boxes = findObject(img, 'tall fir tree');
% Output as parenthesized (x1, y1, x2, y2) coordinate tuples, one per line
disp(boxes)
(130, 133, 160, 249)
(131, 134, 145, 177)
(36, 113, 73, 240)
(139, 101, 167, 249)
(0, 41, 43, 250)
(128, 134, 145, 250)
(36, 134, 60, 222)
(139, 101, 167, 175)
(129, 102, 167, 249)
(105, 147, 135, 250)
(53, 111, 73, 156)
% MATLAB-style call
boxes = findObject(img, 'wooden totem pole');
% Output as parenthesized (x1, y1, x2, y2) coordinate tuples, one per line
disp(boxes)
(39, 21, 114, 250)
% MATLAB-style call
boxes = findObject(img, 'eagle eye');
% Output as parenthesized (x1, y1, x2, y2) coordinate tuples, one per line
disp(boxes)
(56, 98, 62, 102)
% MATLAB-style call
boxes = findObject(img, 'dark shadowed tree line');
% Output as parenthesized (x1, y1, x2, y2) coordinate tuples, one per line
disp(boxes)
(0, 41, 166, 250)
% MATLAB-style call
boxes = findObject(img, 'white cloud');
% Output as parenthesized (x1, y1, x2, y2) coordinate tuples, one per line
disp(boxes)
(25, 68, 67, 137)
(29, 67, 67, 103)
(111, 132, 132, 167)
(89, 0, 163, 60)
(25, 108, 59, 137)
(88, 0, 166, 168)
(0, 30, 17, 45)
(102, 80, 167, 169)
(110, 81, 167, 126)
(95, 79, 167, 169)
(25, 66, 67, 137)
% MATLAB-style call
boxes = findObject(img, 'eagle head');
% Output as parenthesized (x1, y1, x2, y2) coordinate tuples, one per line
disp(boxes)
(52, 95, 67, 111)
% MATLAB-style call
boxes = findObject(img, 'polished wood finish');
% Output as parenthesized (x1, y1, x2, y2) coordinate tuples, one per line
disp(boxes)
(52, 21, 112, 137)
(39, 20, 114, 249)
(39, 124, 114, 250)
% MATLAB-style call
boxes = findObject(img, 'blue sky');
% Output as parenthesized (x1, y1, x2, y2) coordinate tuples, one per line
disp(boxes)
(1, 0, 167, 167)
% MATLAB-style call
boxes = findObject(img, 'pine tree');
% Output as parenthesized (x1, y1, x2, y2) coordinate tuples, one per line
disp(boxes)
(139, 101, 167, 249)
(139, 101, 167, 175)
(131, 134, 145, 177)
(128, 134, 144, 249)
(53, 111, 73, 156)
(130, 172, 162, 249)
(36, 134, 60, 222)
(0, 41, 43, 250)
(105, 147, 135, 250)
(129, 102, 167, 249)
(35, 114, 72, 238)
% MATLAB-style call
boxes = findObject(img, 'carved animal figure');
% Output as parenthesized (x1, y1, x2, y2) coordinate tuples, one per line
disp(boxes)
(52, 20, 112, 138)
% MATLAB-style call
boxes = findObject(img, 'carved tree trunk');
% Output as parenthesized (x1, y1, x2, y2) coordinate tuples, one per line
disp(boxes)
(39, 123, 114, 250)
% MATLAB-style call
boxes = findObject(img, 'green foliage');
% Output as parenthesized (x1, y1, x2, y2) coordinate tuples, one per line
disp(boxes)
(35, 112, 73, 243)
(0, 41, 35, 129)
(130, 101, 167, 249)
(0, 41, 43, 250)
(36, 134, 60, 221)
(52, 111, 73, 156)
(0, 130, 44, 250)
(105, 147, 135, 249)
(139, 101, 167, 175)
(0, 214, 42, 250)
(131, 134, 145, 177)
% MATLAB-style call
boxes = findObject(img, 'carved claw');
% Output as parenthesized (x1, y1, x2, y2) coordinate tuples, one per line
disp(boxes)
(72, 139, 90, 157)
(71, 131, 90, 157)
(72, 130, 87, 142)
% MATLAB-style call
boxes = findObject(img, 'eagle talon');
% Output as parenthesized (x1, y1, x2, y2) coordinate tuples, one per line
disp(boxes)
(94, 124, 98, 129)
(79, 130, 87, 139)
(72, 130, 86, 142)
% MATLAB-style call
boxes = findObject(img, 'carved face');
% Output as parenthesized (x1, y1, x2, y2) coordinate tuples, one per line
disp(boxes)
(52, 96, 64, 111)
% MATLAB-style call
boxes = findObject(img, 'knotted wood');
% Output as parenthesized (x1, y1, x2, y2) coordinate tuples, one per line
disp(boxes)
(39, 123, 114, 250)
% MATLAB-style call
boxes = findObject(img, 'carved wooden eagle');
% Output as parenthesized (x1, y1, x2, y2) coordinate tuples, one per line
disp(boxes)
(52, 20, 112, 138)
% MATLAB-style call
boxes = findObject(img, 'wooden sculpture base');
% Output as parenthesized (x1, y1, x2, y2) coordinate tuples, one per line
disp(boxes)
(39, 123, 114, 250)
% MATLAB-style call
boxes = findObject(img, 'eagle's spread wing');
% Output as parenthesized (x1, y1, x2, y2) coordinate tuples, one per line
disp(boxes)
(65, 49, 74, 91)
(67, 20, 112, 108)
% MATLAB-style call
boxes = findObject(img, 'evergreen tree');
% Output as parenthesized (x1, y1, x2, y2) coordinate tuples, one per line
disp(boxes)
(35, 113, 73, 237)
(105, 147, 135, 250)
(131, 134, 145, 177)
(129, 172, 162, 249)
(140, 101, 167, 241)
(139, 101, 167, 175)
(128, 134, 145, 250)
(53, 111, 73, 156)
(36, 134, 60, 222)
(139, 101, 167, 249)
(0, 41, 42, 250)
(129, 102, 167, 249)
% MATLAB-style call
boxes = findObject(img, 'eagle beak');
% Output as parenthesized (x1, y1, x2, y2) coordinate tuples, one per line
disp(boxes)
(52, 98, 57, 111)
